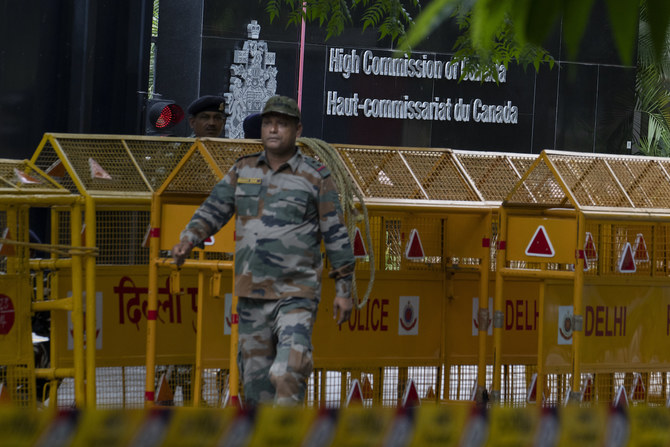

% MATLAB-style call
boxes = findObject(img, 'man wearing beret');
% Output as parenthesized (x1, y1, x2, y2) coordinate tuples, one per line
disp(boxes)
(187, 95, 227, 137)
(172, 95, 355, 406)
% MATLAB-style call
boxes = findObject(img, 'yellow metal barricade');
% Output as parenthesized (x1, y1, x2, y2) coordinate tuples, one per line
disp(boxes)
(148, 140, 537, 407)
(145, 138, 261, 407)
(9, 136, 670, 411)
(0, 136, 551, 409)
(494, 150, 670, 406)
(24, 134, 195, 408)
(316, 147, 536, 406)
(0, 158, 85, 409)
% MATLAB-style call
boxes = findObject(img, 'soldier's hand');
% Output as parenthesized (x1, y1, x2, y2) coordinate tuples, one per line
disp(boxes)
(333, 296, 353, 325)
(171, 240, 193, 267)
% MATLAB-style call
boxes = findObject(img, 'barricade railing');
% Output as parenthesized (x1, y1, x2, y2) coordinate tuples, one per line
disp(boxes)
(14, 136, 670, 410)
(493, 150, 670, 405)
(1, 135, 195, 408)
(148, 139, 536, 408)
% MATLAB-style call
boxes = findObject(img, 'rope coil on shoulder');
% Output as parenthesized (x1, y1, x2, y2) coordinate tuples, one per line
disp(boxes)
(298, 137, 374, 309)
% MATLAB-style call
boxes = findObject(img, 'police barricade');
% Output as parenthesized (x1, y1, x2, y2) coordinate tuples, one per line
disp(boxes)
(145, 137, 263, 407)
(7, 134, 545, 409)
(309, 147, 537, 406)
(149, 140, 537, 407)
(494, 150, 670, 406)
(0, 158, 83, 409)
(25, 134, 196, 408)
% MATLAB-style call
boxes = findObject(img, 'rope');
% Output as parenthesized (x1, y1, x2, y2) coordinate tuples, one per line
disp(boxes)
(298, 137, 374, 309)
(0, 238, 99, 257)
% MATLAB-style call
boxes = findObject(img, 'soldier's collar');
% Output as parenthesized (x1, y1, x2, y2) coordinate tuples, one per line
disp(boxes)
(258, 147, 302, 172)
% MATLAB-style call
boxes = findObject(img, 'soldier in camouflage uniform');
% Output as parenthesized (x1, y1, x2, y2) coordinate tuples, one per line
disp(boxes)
(172, 95, 355, 406)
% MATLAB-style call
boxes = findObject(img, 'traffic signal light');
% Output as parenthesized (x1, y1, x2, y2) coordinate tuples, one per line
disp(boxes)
(145, 99, 184, 135)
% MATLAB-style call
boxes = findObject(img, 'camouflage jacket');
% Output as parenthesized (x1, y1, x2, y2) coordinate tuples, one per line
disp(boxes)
(180, 149, 355, 300)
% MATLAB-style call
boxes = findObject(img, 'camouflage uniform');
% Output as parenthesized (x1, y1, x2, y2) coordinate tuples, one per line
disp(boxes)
(237, 296, 318, 406)
(180, 148, 355, 405)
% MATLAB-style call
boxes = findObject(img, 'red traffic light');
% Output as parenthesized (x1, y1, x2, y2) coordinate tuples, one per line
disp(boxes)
(147, 100, 184, 130)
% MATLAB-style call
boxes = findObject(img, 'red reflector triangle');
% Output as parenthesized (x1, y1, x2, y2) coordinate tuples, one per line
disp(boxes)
(526, 373, 538, 403)
(155, 373, 174, 405)
(401, 378, 421, 408)
(584, 232, 598, 261)
(631, 373, 645, 400)
(228, 395, 243, 408)
(525, 225, 555, 257)
(0, 228, 15, 256)
(89, 157, 112, 180)
(353, 227, 367, 258)
(405, 229, 425, 260)
(142, 225, 152, 248)
(14, 168, 40, 184)
(618, 242, 636, 273)
(46, 160, 66, 178)
(633, 233, 649, 261)
(346, 379, 364, 406)
(361, 375, 373, 399)
(582, 376, 593, 402)
(613, 385, 629, 408)
(0, 383, 12, 403)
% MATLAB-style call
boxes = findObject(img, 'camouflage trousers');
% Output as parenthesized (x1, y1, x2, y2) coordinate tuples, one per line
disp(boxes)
(237, 296, 319, 407)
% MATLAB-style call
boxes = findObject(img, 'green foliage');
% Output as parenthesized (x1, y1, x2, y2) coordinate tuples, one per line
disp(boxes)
(642, 0, 670, 61)
(263, 0, 553, 79)
(561, 0, 595, 58)
(264, 0, 282, 23)
(261, 0, 669, 69)
(604, 0, 640, 66)
(401, 0, 663, 66)
(634, 1, 670, 156)
(445, 6, 554, 82)
(264, 0, 418, 41)
(260, 0, 670, 156)
(396, 0, 460, 50)
(278, 0, 356, 40)
(361, 0, 387, 31)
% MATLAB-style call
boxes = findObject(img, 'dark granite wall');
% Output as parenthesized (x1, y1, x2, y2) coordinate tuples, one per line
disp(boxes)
(0, 0, 153, 159)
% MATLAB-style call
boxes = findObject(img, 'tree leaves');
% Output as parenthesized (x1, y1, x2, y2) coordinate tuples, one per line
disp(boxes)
(562, 0, 596, 59)
(264, 0, 418, 41)
(398, 0, 460, 51)
(261, 0, 669, 71)
(470, 0, 509, 57)
(642, 0, 670, 65)
(604, 0, 640, 65)
(634, 1, 670, 156)
(361, 0, 387, 31)
(259, 0, 670, 154)
(444, 5, 554, 83)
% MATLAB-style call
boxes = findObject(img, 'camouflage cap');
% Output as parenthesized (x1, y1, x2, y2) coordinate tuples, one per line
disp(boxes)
(261, 95, 301, 120)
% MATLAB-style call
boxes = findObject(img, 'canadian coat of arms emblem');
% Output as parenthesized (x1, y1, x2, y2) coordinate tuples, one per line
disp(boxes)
(224, 20, 277, 138)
